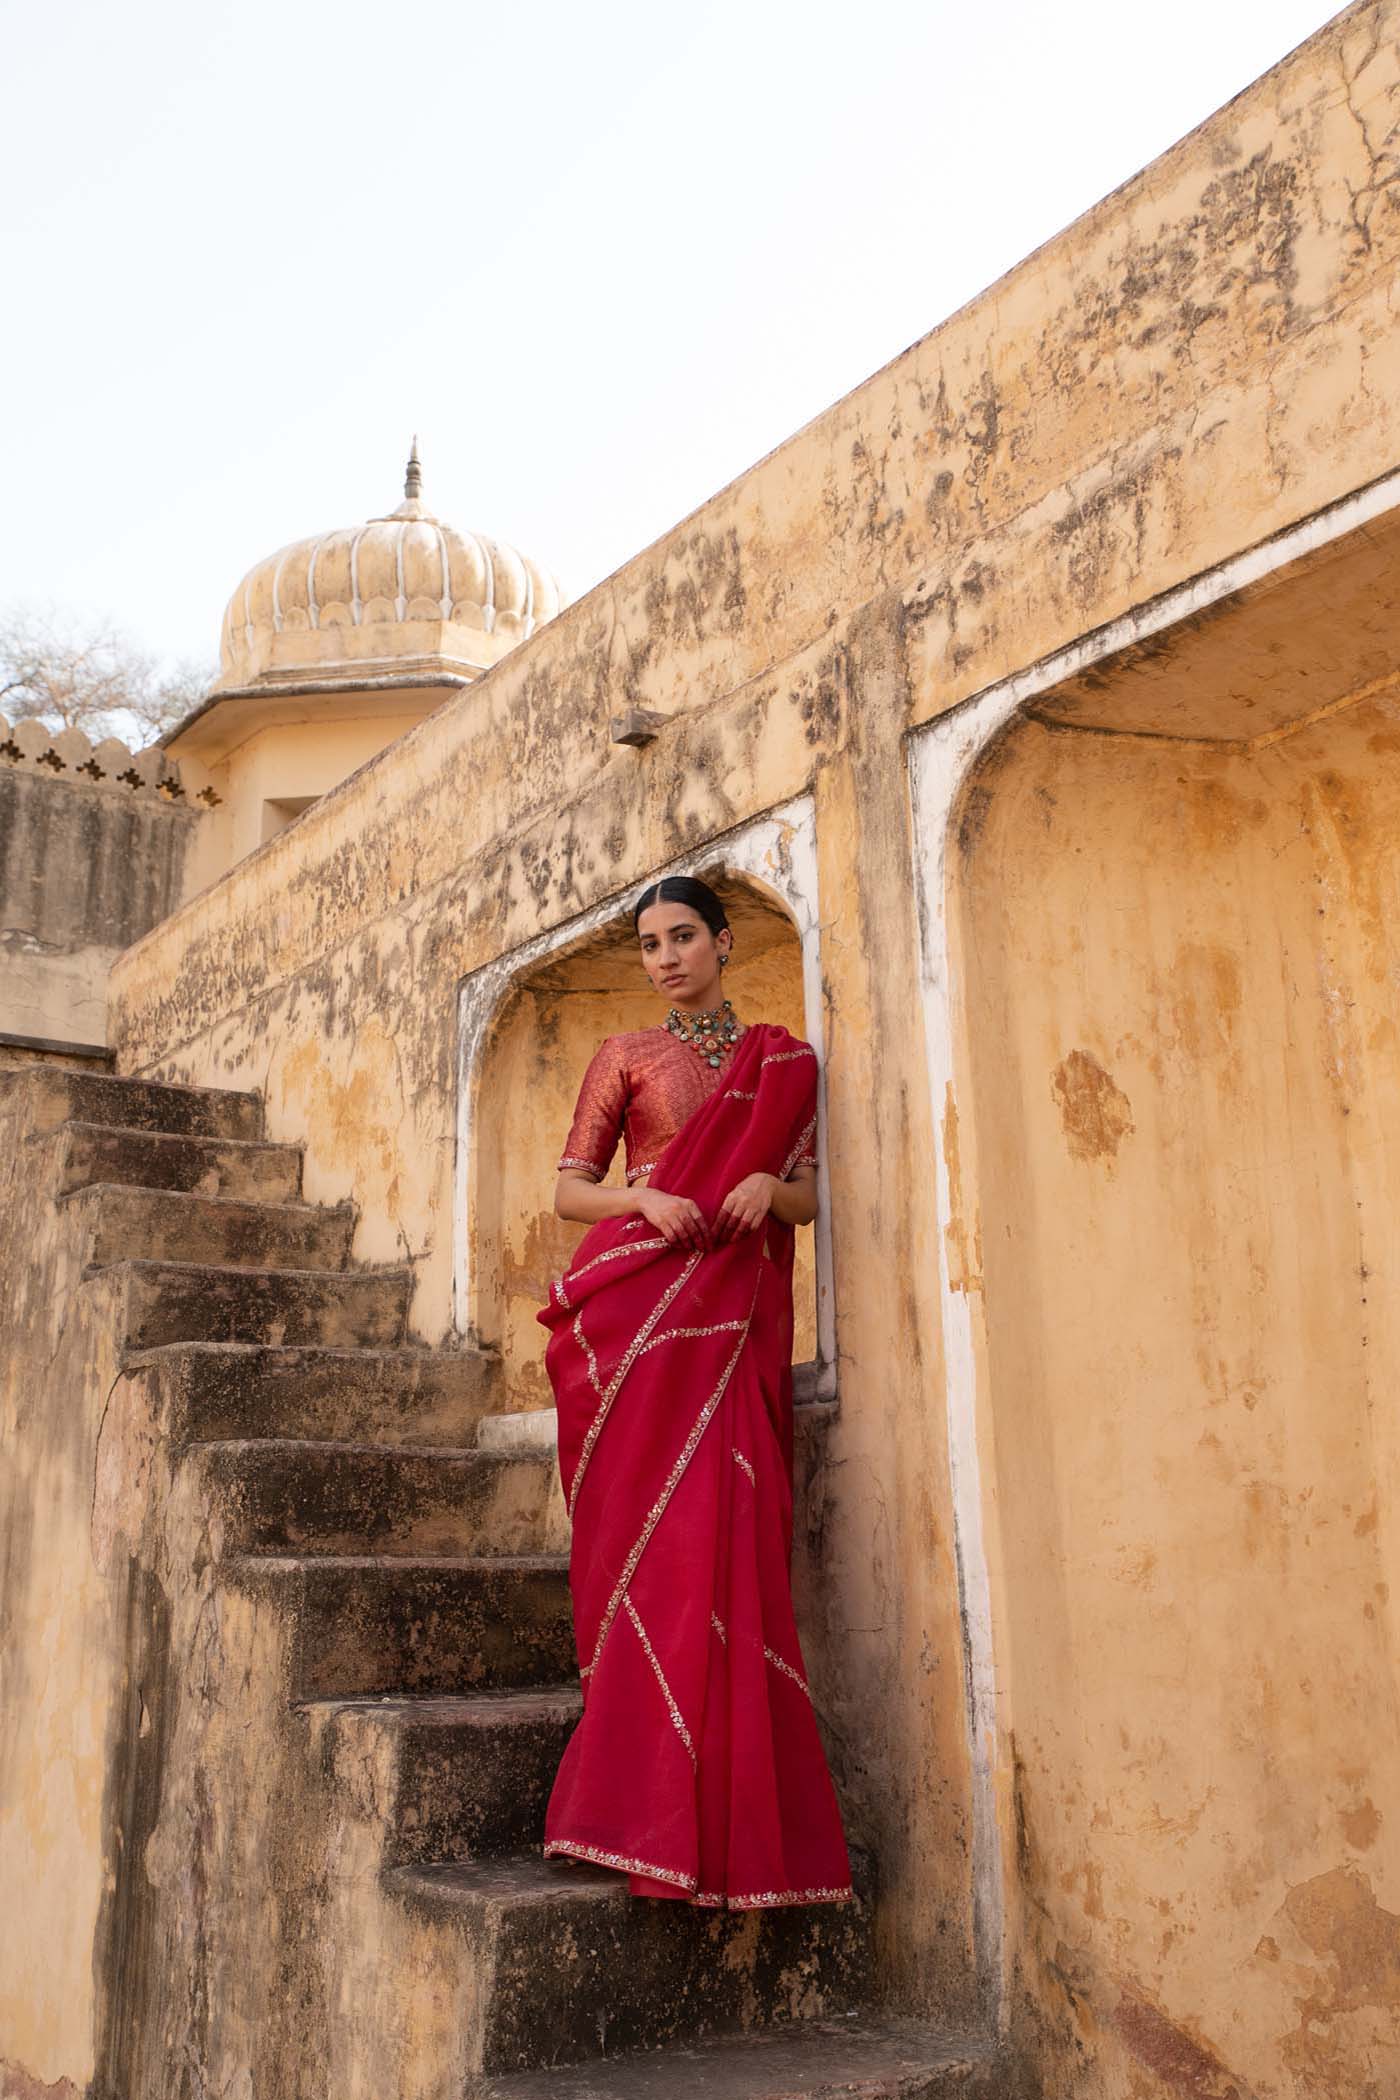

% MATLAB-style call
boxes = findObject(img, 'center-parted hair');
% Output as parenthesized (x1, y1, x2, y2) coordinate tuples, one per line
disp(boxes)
(632, 873, 730, 936)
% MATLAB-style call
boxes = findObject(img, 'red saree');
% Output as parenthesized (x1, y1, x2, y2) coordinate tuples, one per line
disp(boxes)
(537, 1022, 853, 1908)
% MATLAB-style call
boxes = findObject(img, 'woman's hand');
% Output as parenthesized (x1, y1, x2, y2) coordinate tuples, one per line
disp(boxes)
(715, 1171, 779, 1243)
(636, 1184, 711, 1251)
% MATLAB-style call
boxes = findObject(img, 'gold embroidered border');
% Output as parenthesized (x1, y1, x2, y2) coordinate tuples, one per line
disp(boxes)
(779, 1115, 818, 1182)
(625, 1160, 661, 1183)
(625, 1597, 696, 1766)
(568, 1250, 703, 1517)
(761, 1048, 816, 1067)
(637, 1319, 747, 1358)
(694, 1884, 855, 1909)
(568, 1234, 670, 1286)
(557, 1155, 603, 1176)
(543, 1839, 696, 1893)
(543, 1843, 852, 1910)
(732, 1447, 756, 1487)
(711, 1611, 727, 1644)
(725, 1087, 758, 1101)
(573, 1311, 604, 1400)
(764, 1645, 811, 1700)
(586, 1279, 760, 1681)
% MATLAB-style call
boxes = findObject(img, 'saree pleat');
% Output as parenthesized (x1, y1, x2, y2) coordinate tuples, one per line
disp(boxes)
(538, 1022, 852, 1908)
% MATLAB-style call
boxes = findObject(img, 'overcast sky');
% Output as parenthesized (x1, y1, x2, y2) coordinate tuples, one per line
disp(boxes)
(4, 0, 1340, 679)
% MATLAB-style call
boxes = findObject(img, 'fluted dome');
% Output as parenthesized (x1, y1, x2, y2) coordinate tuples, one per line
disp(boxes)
(216, 446, 564, 690)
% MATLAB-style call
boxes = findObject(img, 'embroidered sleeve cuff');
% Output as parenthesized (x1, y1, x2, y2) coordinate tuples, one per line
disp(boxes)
(557, 1156, 603, 1178)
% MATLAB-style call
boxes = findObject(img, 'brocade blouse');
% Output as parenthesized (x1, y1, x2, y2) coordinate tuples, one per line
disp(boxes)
(557, 1028, 819, 1186)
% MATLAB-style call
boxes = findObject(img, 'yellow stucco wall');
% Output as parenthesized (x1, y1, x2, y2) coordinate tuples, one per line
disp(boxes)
(950, 692, 1400, 2092)
(104, 4, 1400, 2084)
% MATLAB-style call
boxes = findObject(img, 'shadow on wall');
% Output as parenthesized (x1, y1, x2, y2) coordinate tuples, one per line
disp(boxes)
(947, 636, 1400, 2091)
(471, 877, 816, 1411)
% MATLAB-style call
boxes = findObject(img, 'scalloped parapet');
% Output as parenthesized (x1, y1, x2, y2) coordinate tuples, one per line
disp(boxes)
(0, 716, 220, 808)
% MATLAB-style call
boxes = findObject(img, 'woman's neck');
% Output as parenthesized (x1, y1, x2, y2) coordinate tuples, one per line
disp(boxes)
(665, 983, 727, 1018)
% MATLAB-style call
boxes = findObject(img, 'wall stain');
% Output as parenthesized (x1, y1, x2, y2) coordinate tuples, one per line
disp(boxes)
(1051, 1050, 1135, 1163)
(1111, 1992, 1249, 2099)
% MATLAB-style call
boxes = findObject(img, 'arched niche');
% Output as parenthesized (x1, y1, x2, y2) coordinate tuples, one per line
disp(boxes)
(455, 798, 831, 1414)
(911, 481, 1400, 2070)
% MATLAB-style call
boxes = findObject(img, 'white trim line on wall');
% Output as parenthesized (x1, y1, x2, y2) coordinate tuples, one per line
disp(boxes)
(907, 464, 1400, 2030)
(452, 792, 836, 1392)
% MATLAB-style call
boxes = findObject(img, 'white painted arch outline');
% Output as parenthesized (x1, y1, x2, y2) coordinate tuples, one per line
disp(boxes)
(908, 463, 1400, 2030)
(453, 791, 837, 1393)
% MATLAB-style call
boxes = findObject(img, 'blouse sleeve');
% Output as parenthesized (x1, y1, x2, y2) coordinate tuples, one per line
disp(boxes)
(557, 1036, 629, 1181)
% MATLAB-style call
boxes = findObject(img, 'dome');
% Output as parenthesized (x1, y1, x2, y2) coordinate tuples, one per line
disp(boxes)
(216, 445, 565, 689)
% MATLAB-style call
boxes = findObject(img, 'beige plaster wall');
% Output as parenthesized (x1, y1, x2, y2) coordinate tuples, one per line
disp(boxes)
(173, 703, 451, 898)
(102, 0, 1400, 2060)
(950, 695, 1400, 2094)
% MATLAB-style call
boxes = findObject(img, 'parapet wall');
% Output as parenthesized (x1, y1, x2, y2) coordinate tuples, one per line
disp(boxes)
(0, 717, 200, 1055)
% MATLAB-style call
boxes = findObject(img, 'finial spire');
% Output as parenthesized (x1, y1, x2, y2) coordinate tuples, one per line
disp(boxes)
(405, 436, 422, 503)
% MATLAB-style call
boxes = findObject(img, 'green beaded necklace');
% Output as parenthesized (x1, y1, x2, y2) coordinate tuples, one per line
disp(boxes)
(664, 997, 742, 1069)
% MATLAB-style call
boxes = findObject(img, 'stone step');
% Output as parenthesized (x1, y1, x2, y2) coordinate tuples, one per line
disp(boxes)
(224, 1554, 575, 1699)
(385, 1854, 870, 2077)
(304, 1687, 582, 1864)
(7, 1061, 262, 1140)
(51, 1119, 303, 1202)
(479, 2015, 1003, 2099)
(67, 1183, 355, 1273)
(126, 1342, 501, 1448)
(189, 1439, 563, 1558)
(116, 1258, 410, 1350)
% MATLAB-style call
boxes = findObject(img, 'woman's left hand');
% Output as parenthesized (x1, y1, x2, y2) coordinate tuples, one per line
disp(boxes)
(714, 1172, 779, 1243)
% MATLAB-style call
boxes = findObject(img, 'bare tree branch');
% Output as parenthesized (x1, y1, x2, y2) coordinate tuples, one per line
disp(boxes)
(0, 604, 214, 743)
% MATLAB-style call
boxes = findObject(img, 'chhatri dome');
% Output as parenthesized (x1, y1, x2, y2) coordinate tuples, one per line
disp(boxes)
(215, 443, 565, 690)
(164, 445, 566, 889)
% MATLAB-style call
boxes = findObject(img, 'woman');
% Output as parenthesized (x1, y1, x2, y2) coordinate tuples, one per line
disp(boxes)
(537, 874, 853, 1909)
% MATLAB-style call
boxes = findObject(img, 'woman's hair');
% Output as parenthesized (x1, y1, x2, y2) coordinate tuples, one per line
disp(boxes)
(632, 873, 730, 936)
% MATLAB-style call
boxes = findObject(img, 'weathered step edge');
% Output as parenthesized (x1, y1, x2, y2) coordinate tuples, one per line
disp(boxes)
(475, 2013, 1008, 2100)
(121, 1340, 502, 1448)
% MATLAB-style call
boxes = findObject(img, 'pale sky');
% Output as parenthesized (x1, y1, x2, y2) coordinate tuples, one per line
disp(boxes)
(4, 0, 1341, 677)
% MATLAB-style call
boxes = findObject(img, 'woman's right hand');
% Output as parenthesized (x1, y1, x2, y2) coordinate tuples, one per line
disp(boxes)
(636, 1184, 711, 1251)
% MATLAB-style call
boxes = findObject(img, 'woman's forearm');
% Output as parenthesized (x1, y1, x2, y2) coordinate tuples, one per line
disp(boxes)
(769, 1171, 818, 1228)
(554, 1174, 647, 1224)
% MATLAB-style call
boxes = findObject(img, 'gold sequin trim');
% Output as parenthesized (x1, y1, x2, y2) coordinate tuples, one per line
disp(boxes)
(637, 1319, 747, 1357)
(557, 1155, 603, 1176)
(573, 1311, 604, 1400)
(732, 1447, 756, 1487)
(694, 1885, 855, 1910)
(711, 1611, 727, 1644)
(779, 1115, 818, 1182)
(568, 1235, 669, 1285)
(761, 1048, 816, 1067)
(625, 1596, 696, 1766)
(764, 1645, 811, 1700)
(725, 1087, 758, 1101)
(569, 1252, 703, 1517)
(586, 1282, 760, 1680)
(543, 1840, 696, 1892)
(543, 1843, 852, 1910)
(625, 1160, 661, 1183)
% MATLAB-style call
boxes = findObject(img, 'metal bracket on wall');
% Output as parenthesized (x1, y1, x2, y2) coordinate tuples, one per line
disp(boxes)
(609, 707, 668, 747)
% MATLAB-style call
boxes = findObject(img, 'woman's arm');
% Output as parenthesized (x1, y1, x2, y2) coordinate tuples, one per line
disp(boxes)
(771, 1161, 818, 1227)
(714, 1161, 818, 1241)
(554, 1170, 712, 1250)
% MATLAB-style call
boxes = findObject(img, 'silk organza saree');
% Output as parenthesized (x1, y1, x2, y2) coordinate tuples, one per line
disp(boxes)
(537, 1022, 853, 1908)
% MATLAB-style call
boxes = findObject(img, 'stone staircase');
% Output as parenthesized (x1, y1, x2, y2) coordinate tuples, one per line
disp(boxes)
(3, 1062, 1007, 2099)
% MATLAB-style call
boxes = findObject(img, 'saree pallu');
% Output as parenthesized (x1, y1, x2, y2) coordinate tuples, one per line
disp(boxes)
(537, 1022, 852, 1908)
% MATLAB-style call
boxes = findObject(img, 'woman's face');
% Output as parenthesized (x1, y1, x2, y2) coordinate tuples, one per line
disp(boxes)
(636, 900, 731, 1007)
